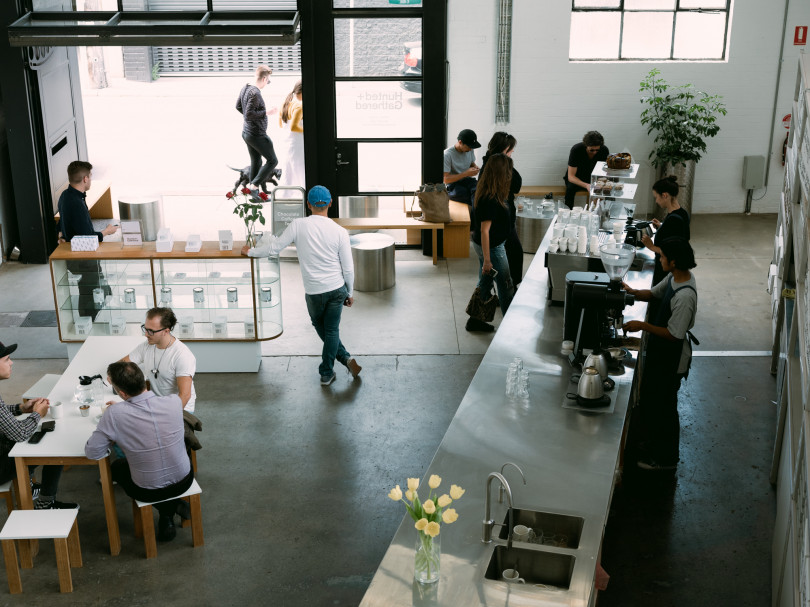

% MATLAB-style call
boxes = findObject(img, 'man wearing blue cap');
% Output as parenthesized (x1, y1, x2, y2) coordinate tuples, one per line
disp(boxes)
(242, 186, 361, 385)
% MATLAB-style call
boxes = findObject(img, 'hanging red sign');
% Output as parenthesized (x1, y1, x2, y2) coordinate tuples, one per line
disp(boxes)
(783, 114, 792, 130)
(796, 26, 808, 46)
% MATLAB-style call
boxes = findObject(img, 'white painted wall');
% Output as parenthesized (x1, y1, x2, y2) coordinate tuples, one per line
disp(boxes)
(447, 0, 810, 215)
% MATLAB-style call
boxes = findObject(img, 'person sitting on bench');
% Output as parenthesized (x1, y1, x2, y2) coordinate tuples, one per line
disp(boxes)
(443, 129, 481, 205)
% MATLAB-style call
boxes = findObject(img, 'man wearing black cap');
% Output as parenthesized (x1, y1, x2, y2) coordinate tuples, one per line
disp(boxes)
(0, 342, 78, 510)
(443, 129, 481, 205)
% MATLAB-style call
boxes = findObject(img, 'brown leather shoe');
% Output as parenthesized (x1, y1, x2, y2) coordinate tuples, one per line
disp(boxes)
(346, 358, 362, 378)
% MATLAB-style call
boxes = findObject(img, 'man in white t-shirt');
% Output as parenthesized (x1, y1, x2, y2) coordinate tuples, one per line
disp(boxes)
(121, 308, 197, 412)
(242, 185, 361, 386)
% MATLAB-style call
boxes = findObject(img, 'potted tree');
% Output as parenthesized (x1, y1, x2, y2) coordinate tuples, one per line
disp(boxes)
(639, 68, 727, 215)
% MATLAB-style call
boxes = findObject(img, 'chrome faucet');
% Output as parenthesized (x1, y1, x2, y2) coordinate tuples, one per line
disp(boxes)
(482, 472, 515, 549)
(498, 462, 526, 504)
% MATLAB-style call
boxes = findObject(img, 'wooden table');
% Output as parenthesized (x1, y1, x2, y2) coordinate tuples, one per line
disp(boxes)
(333, 215, 443, 264)
(10, 336, 143, 560)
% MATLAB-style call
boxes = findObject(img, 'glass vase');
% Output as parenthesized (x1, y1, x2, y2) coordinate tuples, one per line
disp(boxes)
(414, 530, 440, 584)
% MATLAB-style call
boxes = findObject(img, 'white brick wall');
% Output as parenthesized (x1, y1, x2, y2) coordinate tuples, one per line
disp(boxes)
(447, 0, 810, 215)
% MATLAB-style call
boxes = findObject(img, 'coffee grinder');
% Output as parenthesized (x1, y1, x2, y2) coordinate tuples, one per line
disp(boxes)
(563, 243, 637, 365)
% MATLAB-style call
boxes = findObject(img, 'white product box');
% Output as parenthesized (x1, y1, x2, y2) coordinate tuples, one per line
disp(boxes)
(70, 235, 99, 251)
(218, 230, 233, 251)
(75, 316, 93, 335)
(244, 318, 256, 338)
(212, 315, 228, 337)
(178, 316, 195, 337)
(185, 234, 202, 253)
(110, 316, 127, 335)
(156, 228, 174, 253)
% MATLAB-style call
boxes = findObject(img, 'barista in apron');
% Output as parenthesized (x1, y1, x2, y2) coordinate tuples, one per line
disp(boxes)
(622, 237, 698, 471)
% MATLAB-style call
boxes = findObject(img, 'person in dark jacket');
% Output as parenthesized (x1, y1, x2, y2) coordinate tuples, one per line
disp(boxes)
(563, 131, 609, 209)
(236, 65, 281, 192)
(57, 160, 118, 320)
(481, 132, 523, 288)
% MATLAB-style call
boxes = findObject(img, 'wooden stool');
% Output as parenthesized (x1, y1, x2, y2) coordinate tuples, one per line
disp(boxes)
(132, 479, 203, 559)
(0, 510, 81, 593)
(0, 481, 15, 514)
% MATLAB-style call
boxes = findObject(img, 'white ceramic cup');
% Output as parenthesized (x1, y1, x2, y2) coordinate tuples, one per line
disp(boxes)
(568, 237, 578, 253)
(548, 243, 559, 253)
(50, 401, 63, 419)
(513, 524, 532, 542)
(503, 569, 526, 584)
(552, 225, 564, 239)
(558, 237, 568, 252)
(564, 225, 578, 240)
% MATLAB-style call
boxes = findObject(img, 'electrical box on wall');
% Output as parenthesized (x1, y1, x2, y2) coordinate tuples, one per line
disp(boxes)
(742, 155, 766, 189)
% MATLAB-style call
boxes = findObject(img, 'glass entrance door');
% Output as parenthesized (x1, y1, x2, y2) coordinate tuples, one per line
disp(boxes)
(300, 0, 447, 219)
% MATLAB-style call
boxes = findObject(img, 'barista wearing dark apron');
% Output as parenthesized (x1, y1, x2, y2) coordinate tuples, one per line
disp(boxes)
(622, 238, 698, 471)
(642, 175, 691, 285)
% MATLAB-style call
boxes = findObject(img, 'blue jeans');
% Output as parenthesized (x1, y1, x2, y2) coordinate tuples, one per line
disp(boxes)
(305, 286, 351, 378)
(447, 176, 477, 206)
(472, 242, 513, 316)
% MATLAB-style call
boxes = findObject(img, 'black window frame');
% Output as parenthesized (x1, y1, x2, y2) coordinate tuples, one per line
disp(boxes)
(569, 0, 732, 62)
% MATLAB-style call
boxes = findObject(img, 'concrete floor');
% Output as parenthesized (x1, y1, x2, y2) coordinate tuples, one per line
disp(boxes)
(0, 213, 777, 605)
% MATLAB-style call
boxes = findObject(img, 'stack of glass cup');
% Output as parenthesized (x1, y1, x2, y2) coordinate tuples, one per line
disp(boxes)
(506, 357, 529, 399)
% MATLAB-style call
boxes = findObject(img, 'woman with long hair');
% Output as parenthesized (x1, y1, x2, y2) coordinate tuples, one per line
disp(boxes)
(643, 175, 691, 285)
(276, 80, 305, 198)
(466, 153, 515, 332)
(481, 132, 523, 287)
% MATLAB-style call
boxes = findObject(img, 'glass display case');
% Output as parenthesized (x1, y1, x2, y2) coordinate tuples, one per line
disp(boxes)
(50, 242, 283, 343)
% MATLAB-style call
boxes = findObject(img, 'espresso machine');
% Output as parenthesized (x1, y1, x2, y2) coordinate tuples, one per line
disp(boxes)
(563, 243, 637, 364)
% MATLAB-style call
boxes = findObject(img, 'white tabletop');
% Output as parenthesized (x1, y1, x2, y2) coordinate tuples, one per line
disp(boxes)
(0, 509, 78, 539)
(10, 336, 143, 459)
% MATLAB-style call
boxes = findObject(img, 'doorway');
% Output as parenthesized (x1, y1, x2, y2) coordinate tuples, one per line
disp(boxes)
(299, 0, 447, 219)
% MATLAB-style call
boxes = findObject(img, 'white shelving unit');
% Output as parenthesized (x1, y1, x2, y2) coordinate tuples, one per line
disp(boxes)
(772, 50, 810, 607)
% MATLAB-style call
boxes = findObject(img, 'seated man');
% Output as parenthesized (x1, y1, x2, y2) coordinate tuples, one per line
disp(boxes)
(120, 307, 196, 412)
(443, 128, 481, 205)
(563, 130, 609, 210)
(0, 341, 77, 510)
(85, 362, 194, 542)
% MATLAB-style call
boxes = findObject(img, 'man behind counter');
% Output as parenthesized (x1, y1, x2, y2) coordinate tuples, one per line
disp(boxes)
(563, 131, 609, 210)
(57, 160, 119, 320)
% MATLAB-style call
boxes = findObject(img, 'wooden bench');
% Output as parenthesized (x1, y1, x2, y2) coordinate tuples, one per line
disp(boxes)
(333, 201, 471, 265)
(518, 185, 587, 200)
(54, 180, 113, 223)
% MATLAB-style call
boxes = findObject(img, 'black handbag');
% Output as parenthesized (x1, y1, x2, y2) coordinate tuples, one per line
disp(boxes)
(465, 287, 499, 323)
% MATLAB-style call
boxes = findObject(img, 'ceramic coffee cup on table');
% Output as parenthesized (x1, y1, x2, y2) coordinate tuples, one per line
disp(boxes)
(50, 401, 63, 419)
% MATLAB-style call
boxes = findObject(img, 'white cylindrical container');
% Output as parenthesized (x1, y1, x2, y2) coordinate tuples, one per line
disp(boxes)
(260, 286, 272, 302)
(564, 225, 578, 240)
(227, 287, 238, 303)
(160, 287, 172, 303)
(568, 236, 578, 253)
(558, 237, 568, 253)
(124, 288, 136, 304)
(193, 287, 205, 303)
(577, 235, 587, 254)
(93, 288, 105, 307)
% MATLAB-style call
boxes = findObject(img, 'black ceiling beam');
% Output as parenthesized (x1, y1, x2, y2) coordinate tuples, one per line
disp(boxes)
(7, 10, 300, 47)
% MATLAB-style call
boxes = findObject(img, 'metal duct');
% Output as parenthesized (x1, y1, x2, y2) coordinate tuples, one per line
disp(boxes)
(495, 0, 512, 125)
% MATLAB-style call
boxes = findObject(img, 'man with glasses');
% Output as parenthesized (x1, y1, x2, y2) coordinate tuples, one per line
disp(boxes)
(120, 307, 197, 412)
(563, 131, 609, 210)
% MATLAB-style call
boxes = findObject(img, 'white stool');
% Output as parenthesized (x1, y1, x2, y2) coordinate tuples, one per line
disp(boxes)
(132, 479, 203, 559)
(0, 510, 81, 593)
(0, 480, 15, 514)
(22, 374, 61, 404)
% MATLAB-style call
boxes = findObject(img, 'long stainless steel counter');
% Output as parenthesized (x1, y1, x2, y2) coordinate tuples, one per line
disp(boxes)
(361, 228, 654, 607)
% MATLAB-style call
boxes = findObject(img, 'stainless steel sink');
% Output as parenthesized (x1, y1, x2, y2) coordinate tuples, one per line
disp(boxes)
(484, 545, 576, 589)
(497, 509, 584, 549)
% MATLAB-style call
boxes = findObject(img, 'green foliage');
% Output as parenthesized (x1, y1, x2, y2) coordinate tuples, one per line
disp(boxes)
(230, 187, 268, 248)
(151, 61, 162, 81)
(639, 68, 727, 168)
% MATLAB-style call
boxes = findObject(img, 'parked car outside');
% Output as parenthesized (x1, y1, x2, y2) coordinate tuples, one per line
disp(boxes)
(399, 40, 422, 94)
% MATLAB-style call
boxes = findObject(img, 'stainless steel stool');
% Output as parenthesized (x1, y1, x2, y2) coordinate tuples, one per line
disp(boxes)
(350, 233, 395, 292)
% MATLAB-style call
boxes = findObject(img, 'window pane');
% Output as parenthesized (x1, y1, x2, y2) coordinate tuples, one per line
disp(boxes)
(569, 12, 621, 60)
(673, 11, 726, 59)
(357, 143, 421, 192)
(678, 0, 727, 8)
(573, 0, 620, 7)
(621, 12, 673, 59)
(335, 81, 421, 138)
(334, 18, 421, 77)
(334, 0, 421, 6)
(624, 0, 675, 9)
